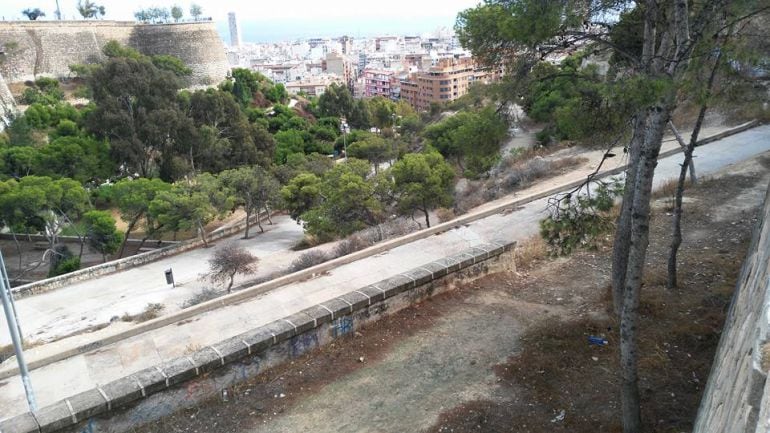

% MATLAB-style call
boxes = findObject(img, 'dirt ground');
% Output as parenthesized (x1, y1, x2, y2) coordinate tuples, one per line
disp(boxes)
(132, 154, 769, 433)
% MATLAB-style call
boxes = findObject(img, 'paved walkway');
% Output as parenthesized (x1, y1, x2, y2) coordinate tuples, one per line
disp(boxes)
(1, 125, 769, 419)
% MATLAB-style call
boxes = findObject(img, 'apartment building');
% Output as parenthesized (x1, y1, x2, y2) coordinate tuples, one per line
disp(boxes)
(363, 68, 398, 99)
(325, 51, 354, 87)
(400, 56, 491, 111)
(285, 75, 343, 97)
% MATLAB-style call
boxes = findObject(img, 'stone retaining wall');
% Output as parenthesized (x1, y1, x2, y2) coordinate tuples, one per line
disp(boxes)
(0, 71, 15, 130)
(693, 180, 770, 432)
(0, 21, 228, 87)
(0, 242, 514, 433)
(11, 213, 263, 298)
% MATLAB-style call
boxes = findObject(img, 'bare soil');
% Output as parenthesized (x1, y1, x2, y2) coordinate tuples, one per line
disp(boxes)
(132, 155, 769, 433)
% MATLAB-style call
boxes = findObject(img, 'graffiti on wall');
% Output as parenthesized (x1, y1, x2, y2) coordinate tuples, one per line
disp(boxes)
(291, 332, 319, 357)
(332, 316, 353, 338)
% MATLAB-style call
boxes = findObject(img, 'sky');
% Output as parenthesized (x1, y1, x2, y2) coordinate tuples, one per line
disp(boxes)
(0, 0, 481, 42)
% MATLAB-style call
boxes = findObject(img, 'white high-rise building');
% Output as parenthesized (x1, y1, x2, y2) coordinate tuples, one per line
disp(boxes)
(228, 12, 241, 47)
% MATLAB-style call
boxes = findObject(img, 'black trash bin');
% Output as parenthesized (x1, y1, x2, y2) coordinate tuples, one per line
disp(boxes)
(164, 269, 175, 287)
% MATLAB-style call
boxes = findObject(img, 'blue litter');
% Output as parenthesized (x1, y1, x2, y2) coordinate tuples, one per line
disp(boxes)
(588, 336, 608, 346)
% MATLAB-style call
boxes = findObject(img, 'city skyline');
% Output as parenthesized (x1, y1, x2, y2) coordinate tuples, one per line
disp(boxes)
(0, 0, 479, 42)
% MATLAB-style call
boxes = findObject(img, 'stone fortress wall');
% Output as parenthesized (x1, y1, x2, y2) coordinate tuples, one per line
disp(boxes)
(0, 71, 15, 130)
(693, 180, 770, 432)
(0, 21, 229, 87)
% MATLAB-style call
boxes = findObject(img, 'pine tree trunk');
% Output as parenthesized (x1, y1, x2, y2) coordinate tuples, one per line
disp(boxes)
(668, 122, 697, 184)
(621, 104, 670, 433)
(6, 222, 23, 273)
(118, 217, 140, 258)
(612, 113, 646, 315)
(666, 50, 721, 289)
(197, 219, 208, 247)
(423, 209, 430, 228)
(244, 207, 251, 239)
(256, 208, 263, 233)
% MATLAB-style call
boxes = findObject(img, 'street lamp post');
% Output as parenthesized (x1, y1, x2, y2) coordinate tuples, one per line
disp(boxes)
(340, 117, 349, 161)
(0, 250, 37, 411)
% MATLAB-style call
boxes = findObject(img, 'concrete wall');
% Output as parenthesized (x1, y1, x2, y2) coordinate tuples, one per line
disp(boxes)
(0, 21, 228, 87)
(693, 180, 770, 433)
(0, 242, 514, 433)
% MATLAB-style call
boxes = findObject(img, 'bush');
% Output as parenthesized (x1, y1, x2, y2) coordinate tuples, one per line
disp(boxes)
(48, 245, 81, 277)
(334, 236, 367, 257)
(289, 250, 330, 273)
(50, 256, 80, 277)
(181, 289, 221, 309)
(436, 207, 455, 223)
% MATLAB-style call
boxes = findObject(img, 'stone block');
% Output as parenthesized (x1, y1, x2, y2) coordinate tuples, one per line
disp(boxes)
(468, 246, 490, 261)
(33, 401, 71, 433)
(100, 375, 143, 409)
(214, 337, 250, 365)
(434, 256, 461, 273)
(133, 366, 168, 395)
(387, 274, 415, 295)
(320, 298, 352, 319)
(190, 346, 222, 374)
(422, 261, 449, 279)
(240, 328, 274, 354)
(358, 285, 386, 304)
(339, 291, 370, 311)
(375, 277, 401, 299)
(485, 242, 506, 257)
(454, 252, 476, 269)
(161, 356, 198, 386)
(0, 412, 40, 433)
(283, 312, 316, 334)
(261, 319, 296, 345)
(67, 388, 107, 421)
(404, 268, 433, 286)
(300, 305, 333, 327)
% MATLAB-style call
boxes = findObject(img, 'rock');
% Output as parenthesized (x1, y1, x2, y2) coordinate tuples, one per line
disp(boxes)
(358, 356, 365, 363)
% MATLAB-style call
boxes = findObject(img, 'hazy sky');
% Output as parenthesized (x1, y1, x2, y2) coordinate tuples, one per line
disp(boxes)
(0, 0, 481, 41)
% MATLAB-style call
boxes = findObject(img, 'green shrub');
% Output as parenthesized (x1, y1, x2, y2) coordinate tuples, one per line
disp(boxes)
(50, 256, 81, 277)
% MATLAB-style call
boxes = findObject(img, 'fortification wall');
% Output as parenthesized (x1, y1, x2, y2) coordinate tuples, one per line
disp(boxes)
(0, 71, 15, 130)
(693, 180, 770, 432)
(0, 21, 228, 87)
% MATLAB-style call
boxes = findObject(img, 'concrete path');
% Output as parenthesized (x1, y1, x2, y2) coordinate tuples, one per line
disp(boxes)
(0, 125, 769, 420)
(0, 215, 305, 346)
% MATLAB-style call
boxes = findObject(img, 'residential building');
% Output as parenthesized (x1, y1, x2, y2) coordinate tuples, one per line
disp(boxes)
(325, 51, 354, 87)
(363, 68, 397, 99)
(285, 75, 343, 97)
(400, 56, 491, 111)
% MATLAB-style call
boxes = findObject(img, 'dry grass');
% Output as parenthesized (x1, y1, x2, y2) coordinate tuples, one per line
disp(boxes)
(181, 288, 221, 309)
(514, 235, 548, 270)
(455, 156, 587, 214)
(121, 303, 166, 323)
